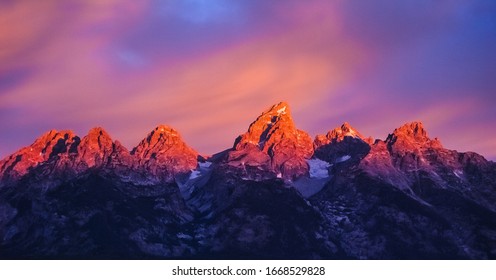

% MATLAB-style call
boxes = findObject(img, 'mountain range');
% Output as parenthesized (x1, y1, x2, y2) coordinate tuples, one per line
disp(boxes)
(1, 101, 495, 259)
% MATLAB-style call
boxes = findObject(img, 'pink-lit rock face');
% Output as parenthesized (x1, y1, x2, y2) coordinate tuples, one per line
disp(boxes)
(71, 127, 134, 174)
(0, 129, 79, 180)
(75, 127, 114, 169)
(315, 122, 367, 146)
(132, 125, 198, 181)
(384, 122, 445, 171)
(358, 121, 483, 192)
(230, 102, 313, 179)
(361, 122, 442, 179)
(0, 125, 197, 183)
(0, 106, 493, 186)
(386, 122, 443, 154)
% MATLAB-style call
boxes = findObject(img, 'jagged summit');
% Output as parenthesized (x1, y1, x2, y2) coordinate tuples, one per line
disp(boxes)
(314, 122, 371, 164)
(331, 122, 364, 139)
(132, 125, 198, 180)
(36, 129, 79, 154)
(82, 127, 113, 148)
(0, 124, 198, 183)
(0, 104, 489, 185)
(154, 124, 177, 133)
(229, 102, 313, 180)
(0, 129, 79, 180)
(234, 101, 295, 150)
(388, 121, 428, 142)
(266, 101, 290, 116)
(360, 121, 447, 190)
(133, 125, 194, 156)
(385, 121, 442, 150)
(76, 127, 114, 168)
(314, 122, 367, 147)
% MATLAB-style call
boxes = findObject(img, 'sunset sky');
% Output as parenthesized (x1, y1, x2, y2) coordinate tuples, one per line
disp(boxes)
(1, 0, 495, 160)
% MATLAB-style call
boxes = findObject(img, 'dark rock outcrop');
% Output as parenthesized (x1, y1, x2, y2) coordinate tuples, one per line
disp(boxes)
(314, 122, 371, 166)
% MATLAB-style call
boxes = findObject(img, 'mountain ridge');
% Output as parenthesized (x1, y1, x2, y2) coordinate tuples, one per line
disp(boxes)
(1, 102, 495, 259)
(3, 103, 491, 182)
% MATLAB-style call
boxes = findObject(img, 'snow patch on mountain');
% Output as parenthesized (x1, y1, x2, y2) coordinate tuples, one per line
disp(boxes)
(292, 159, 332, 197)
(336, 155, 351, 163)
(189, 170, 201, 180)
(307, 158, 331, 179)
(199, 161, 212, 168)
(178, 161, 213, 201)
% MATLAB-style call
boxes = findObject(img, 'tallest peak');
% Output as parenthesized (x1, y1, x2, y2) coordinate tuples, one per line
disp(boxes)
(272, 101, 289, 107)
(265, 101, 291, 116)
(231, 102, 313, 179)
(153, 124, 176, 134)
(239, 102, 296, 150)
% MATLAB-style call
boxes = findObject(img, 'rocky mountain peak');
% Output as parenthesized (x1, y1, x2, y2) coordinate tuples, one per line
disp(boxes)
(80, 127, 113, 150)
(87, 127, 111, 139)
(234, 101, 295, 151)
(314, 123, 371, 165)
(133, 125, 188, 157)
(229, 102, 313, 180)
(132, 125, 198, 181)
(386, 121, 442, 150)
(76, 127, 115, 168)
(315, 122, 366, 147)
(391, 121, 427, 141)
(150, 125, 181, 145)
(35, 128, 77, 147)
(266, 101, 290, 116)
(0, 129, 79, 180)
(360, 122, 445, 183)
